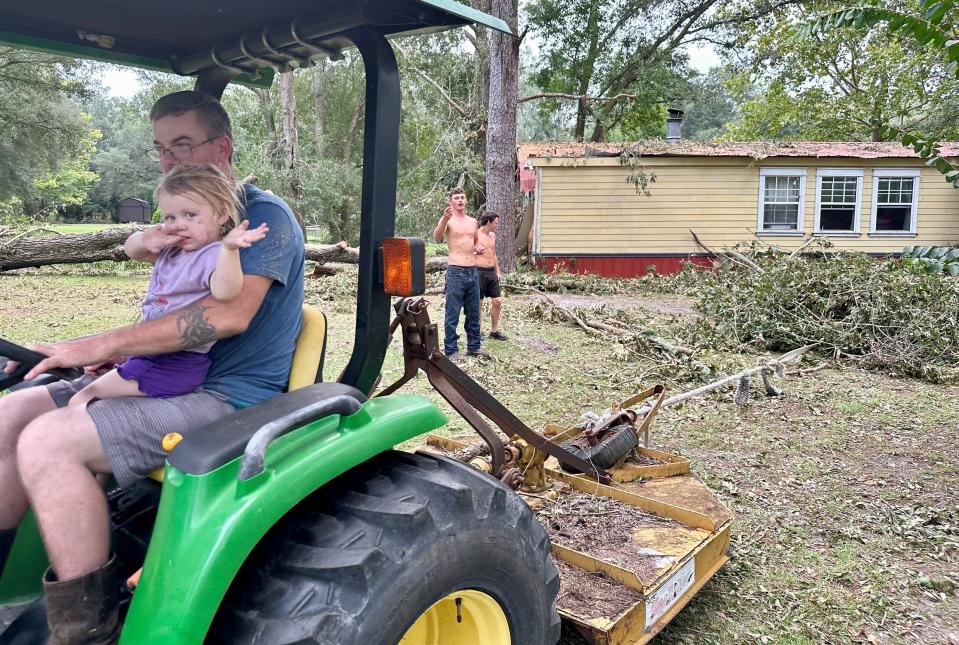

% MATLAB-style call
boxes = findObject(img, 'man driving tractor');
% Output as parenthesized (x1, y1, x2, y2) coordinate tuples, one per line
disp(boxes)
(0, 90, 303, 642)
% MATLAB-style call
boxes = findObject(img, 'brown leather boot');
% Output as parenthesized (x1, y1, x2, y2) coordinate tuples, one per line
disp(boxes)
(43, 555, 120, 645)
(0, 528, 15, 578)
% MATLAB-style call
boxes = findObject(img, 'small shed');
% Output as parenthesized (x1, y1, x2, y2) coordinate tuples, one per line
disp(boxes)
(520, 141, 959, 276)
(118, 197, 150, 223)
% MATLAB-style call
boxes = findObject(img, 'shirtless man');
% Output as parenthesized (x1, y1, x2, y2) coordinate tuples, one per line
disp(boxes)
(476, 212, 507, 341)
(433, 187, 490, 360)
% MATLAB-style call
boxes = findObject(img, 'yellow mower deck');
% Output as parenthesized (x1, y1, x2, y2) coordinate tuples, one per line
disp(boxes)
(424, 435, 732, 645)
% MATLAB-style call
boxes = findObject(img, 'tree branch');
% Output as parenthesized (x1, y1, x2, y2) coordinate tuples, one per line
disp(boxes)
(394, 44, 470, 118)
(517, 91, 638, 104)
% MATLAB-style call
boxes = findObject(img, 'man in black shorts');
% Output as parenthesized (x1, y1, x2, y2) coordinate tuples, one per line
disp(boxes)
(476, 212, 507, 341)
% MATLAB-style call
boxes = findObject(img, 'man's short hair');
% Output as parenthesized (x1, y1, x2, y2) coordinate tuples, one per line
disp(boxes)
(479, 212, 500, 227)
(449, 186, 466, 198)
(150, 91, 233, 141)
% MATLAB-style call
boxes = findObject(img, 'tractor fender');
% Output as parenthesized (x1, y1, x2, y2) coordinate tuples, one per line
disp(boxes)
(118, 393, 446, 644)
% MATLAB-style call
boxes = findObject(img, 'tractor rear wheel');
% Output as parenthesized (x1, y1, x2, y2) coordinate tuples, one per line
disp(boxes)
(207, 450, 561, 645)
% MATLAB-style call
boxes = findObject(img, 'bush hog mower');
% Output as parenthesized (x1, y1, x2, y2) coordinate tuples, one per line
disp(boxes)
(0, 2, 731, 643)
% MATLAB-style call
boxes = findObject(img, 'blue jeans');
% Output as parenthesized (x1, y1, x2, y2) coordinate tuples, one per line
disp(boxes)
(444, 265, 481, 355)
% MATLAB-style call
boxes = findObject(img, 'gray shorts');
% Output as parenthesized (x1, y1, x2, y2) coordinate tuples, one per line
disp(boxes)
(47, 376, 236, 487)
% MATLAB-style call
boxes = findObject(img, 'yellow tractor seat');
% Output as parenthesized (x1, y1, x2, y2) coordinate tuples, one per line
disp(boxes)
(148, 304, 328, 482)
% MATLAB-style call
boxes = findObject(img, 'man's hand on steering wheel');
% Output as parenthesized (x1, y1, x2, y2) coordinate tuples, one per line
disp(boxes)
(24, 338, 113, 381)
(0, 338, 85, 391)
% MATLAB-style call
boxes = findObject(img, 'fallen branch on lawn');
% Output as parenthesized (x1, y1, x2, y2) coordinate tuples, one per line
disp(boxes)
(787, 234, 817, 260)
(787, 361, 829, 376)
(690, 229, 763, 273)
(632, 345, 815, 414)
(512, 286, 593, 332)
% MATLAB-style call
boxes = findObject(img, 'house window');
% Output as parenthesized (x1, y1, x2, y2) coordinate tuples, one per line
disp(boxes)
(871, 169, 919, 234)
(815, 169, 862, 233)
(758, 168, 806, 233)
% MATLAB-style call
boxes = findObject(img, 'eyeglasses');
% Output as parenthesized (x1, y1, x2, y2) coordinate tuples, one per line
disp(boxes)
(146, 137, 218, 161)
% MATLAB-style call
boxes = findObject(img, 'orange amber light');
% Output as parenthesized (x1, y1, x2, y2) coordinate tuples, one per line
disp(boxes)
(381, 237, 426, 296)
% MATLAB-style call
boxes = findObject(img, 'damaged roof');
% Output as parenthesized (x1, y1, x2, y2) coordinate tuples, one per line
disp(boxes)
(518, 140, 959, 164)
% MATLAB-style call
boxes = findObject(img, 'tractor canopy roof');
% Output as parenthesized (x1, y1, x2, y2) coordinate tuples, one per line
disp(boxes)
(0, 0, 509, 87)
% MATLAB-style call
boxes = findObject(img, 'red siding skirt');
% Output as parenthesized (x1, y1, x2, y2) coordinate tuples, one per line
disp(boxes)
(535, 255, 715, 277)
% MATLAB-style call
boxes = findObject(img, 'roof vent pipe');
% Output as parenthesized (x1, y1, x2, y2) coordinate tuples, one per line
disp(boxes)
(666, 108, 684, 143)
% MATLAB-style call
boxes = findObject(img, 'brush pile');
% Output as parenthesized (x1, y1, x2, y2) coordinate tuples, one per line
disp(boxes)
(688, 252, 959, 383)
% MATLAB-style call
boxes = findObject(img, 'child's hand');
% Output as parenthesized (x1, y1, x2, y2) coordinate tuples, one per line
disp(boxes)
(142, 224, 186, 253)
(223, 220, 269, 250)
(84, 357, 120, 375)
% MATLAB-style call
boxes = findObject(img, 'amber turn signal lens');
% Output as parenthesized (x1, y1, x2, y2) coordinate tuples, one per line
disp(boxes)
(381, 237, 426, 296)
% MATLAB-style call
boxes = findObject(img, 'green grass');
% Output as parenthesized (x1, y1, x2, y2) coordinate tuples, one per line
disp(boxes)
(2, 266, 957, 644)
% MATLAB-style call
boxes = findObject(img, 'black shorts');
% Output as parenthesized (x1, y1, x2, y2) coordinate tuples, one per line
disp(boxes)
(478, 267, 501, 299)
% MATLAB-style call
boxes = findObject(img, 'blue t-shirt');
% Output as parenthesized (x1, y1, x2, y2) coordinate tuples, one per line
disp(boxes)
(204, 184, 304, 407)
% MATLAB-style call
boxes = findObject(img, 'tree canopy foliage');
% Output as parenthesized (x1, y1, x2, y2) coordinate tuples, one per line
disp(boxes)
(0, 49, 98, 210)
(5, 0, 959, 240)
(796, 0, 959, 185)
(725, 0, 959, 141)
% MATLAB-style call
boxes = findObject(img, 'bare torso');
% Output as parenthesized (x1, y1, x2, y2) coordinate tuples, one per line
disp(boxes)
(442, 212, 479, 266)
(475, 228, 496, 268)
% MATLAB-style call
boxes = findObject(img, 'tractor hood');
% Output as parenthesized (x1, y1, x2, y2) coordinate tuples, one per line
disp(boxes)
(0, 0, 510, 88)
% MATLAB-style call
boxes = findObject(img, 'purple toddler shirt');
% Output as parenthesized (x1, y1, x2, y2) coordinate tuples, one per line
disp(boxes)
(117, 241, 222, 397)
(140, 242, 222, 351)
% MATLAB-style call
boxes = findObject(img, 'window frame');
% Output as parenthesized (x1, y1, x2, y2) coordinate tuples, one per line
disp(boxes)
(813, 168, 863, 235)
(757, 167, 807, 235)
(870, 168, 920, 236)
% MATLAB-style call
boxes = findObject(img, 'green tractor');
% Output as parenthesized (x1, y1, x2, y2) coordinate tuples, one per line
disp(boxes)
(1, 2, 734, 643)
(0, 2, 564, 643)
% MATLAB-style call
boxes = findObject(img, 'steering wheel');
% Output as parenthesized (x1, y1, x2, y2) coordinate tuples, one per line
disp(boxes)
(0, 338, 84, 392)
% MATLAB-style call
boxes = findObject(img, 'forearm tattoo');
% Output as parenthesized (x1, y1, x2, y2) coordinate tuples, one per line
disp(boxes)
(176, 303, 216, 349)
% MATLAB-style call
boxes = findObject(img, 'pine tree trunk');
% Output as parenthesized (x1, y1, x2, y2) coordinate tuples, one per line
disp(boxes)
(486, 0, 519, 272)
(469, 0, 492, 209)
(253, 88, 280, 168)
(313, 60, 327, 157)
(279, 69, 304, 229)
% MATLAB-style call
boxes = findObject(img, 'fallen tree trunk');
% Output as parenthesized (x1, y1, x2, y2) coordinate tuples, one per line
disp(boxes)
(0, 227, 142, 272)
(309, 255, 448, 277)
(304, 241, 350, 263)
(0, 227, 451, 274)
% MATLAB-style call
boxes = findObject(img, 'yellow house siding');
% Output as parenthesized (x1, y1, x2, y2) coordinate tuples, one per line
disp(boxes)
(531, 156, 959, 254)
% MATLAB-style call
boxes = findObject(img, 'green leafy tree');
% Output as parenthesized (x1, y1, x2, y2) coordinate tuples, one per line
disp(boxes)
(85, 91, 159, 215)
(0, 48, 95, 204)
(796, 0, 959, 185)
(725, 0, 959, 142)
(523, 0, 796, 141)
(33, 120, 101, 214)
(680, 68, 739, 141)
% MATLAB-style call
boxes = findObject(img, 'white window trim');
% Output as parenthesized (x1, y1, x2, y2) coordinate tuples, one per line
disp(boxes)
(870, 168, 920, 235)
(757, 167, 807, 234)
(814, 168, 863, 235)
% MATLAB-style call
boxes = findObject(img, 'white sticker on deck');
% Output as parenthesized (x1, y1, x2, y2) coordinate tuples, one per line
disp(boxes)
(645, 557, 696, 630)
